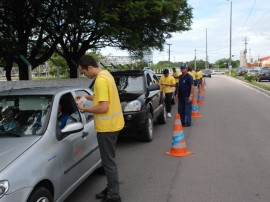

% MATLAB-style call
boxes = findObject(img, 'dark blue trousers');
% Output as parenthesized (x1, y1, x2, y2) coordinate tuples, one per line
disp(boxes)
(178, 97, 192, 125)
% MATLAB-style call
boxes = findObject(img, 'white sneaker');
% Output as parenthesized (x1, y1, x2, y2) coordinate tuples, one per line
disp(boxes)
(167, 113, 172, 118)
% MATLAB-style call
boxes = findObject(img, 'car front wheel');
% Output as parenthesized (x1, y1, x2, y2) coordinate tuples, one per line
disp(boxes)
(140, 113, 153, 142)
(157, 105, 167, 124)
(27, 187, 53, 202)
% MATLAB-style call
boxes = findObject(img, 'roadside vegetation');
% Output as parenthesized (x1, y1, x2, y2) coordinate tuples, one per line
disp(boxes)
(229, 69, 270, 91)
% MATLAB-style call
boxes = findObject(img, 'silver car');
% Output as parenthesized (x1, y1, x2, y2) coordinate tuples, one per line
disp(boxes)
(0, 87, 101, 202)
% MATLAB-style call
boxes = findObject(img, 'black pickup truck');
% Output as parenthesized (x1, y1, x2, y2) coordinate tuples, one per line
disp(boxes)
(111, 69, 167, 142)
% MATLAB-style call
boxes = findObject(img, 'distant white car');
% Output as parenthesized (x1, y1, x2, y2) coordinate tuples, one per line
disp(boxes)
(211, 70, 225, 75)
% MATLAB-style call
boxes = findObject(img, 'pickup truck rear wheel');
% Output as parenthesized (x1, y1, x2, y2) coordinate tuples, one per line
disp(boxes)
(140, 113, 153, 142)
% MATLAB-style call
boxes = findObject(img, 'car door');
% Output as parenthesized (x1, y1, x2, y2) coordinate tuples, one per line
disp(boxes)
(56, 92, 99, 194)
(146, 72, 161, 116)
(74, 89, 100, 170)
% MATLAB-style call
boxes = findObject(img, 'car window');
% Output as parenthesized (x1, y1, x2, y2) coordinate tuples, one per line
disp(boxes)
(0, 95, 52, 137)
(57, 93, 82, 131)
(261, 69, 270, 73)
(113, 74, 145, 93)
(75, 90, 94, 123)
(146, 73, 153, 87)
(149, 72, 159, 85)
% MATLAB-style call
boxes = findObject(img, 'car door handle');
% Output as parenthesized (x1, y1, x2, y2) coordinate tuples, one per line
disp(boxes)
(82, 131, 89, 138)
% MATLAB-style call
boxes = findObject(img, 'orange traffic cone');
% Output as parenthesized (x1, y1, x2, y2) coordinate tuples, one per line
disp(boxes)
(197, 85, 205, 104)
(203, 77, 207, 86)
(192, 94, 202, 118)
(201, 79, 206, 92)
(165, 114, 193, 157)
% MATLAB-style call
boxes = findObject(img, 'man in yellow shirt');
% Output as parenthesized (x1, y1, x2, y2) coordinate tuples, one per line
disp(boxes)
(159, 69, 176, 118)
(188, 66, 196, 81)
(77, 55, 124, 202)
(196, 68, 203, 88)
(172, 67, 180, 86)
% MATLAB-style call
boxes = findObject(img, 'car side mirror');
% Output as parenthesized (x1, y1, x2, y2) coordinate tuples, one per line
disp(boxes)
(61, 122, 84, 135)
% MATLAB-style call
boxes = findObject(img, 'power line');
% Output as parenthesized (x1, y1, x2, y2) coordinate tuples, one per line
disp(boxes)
(232, 0, 257, 41)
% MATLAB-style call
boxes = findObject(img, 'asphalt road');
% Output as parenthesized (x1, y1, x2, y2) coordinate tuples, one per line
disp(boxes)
(65, 75, 270, 202)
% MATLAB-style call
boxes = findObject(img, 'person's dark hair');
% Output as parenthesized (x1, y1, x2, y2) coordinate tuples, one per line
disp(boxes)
(77, 55, 98, 70)
(163, 69, 169, 74)
(172, 67, 176, 71)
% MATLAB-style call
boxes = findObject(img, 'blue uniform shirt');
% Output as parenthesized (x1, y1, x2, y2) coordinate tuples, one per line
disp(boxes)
(58, 114, 70, 129)
(178, 73, 194, 98)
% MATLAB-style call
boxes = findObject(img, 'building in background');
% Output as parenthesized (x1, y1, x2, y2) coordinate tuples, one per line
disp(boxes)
(248, 56, 270, 68)
(240, 50, 247, 67)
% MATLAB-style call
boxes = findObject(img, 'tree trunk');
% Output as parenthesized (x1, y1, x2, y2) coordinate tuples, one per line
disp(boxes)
(5, 60, 13, 81)
(17, 59, 30, 80)
(67, 60, 79, 78)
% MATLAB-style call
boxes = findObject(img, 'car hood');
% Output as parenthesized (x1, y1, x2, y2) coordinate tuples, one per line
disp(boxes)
(0, 137, 41, 171)
(119, 92, 142, 102)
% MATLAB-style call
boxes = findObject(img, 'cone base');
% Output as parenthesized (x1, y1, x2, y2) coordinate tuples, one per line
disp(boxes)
(165, 151, 193, 157)
(192, 114, 202, 118)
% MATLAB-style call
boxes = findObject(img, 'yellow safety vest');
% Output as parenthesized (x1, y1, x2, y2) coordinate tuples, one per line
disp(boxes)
(93, 70, 124, 132)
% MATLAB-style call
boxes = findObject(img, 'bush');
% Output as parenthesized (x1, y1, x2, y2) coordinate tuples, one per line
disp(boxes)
(244, 74, 258, 82)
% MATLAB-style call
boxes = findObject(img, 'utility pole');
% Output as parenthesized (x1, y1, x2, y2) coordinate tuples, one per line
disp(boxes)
(194, 49, 197, 71)
(243, 36, 248, 66)
(244, 36, 248, 54)
(205, 28, 208, 69)
(167, 43, 172, 62)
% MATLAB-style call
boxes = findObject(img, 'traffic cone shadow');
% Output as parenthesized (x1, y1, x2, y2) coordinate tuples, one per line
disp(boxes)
(192, 94, 202, 118)
(165, 114, 193, 157)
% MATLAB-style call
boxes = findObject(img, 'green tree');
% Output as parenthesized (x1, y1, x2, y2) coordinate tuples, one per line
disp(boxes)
(214, 58, 240, 69)
(46, 0, 193, 78)
(0, 0, 57, 80)
(1, 0, 193, 79)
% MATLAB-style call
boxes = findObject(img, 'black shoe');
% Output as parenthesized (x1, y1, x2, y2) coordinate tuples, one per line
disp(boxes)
(101, 197, 121, 202)
(96, 187, 108, 199)
(183, 124, 191, 127)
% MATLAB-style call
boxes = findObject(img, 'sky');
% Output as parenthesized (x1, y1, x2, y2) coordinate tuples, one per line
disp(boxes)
(100, 0, 270, 64)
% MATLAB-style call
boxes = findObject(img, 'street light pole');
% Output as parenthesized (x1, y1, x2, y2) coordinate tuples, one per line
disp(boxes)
(167, 43, 172, 62)
(205, 28, 208, 69)
(229, 0, 232, 75)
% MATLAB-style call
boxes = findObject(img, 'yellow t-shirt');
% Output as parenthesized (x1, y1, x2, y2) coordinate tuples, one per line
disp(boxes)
(93, 70, 124, 132)
(172, 71, 180, 83)
(196, 70, 203, 79)
(159, 75, 176, 93)
(188, 71, 196, 80)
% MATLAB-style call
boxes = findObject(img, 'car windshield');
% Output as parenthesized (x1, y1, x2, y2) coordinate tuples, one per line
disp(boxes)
(0, 95, 52, 137)
(113, 74, 144, 93)
(261, 69, 270, 73)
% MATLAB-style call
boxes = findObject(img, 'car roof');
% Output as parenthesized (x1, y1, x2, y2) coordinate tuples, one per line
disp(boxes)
(0, 86, 84, 96)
